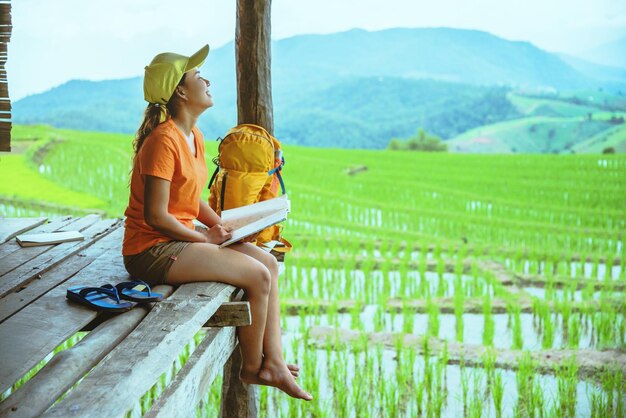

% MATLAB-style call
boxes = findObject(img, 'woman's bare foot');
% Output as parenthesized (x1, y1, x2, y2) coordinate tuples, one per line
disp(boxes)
(241, 360, 312, 401)
(262, 355, 299, 378)
(287, 363, 300, 378)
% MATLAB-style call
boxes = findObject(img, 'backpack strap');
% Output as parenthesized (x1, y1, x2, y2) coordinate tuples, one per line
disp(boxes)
(275, 170, 286, 195)
(268, 154, 286, 194)
(219, 172, 228, 212)
(208, 166, 219, 190)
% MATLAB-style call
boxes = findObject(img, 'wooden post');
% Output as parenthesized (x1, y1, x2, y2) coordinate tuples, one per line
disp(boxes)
(220, 1, 272, 415)
(235, 0, 273, 134)
(219, 345, 259, 418)
(0, 0, 12, 152)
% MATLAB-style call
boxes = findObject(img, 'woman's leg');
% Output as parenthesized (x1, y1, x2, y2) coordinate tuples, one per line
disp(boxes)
(166, 242, 311, 400)
(229, 243, 311, 399)
(166, 242, 270, 377)
(230, 243, 299, 376)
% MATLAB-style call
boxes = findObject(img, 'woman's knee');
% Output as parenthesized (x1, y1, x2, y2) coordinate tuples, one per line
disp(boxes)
(265, 253, 279, 278)
(246, 264, 272, 296)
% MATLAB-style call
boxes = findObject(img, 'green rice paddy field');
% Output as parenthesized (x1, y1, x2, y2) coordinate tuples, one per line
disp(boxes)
(2, 125, 626, 417)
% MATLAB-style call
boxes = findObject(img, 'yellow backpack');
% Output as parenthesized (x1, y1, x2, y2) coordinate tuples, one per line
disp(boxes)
(208, 124, 291, 253)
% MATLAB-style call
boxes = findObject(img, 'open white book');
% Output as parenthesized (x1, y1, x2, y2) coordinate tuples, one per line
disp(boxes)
(220, 195, 290, 248)
(16, 230, 84, 247)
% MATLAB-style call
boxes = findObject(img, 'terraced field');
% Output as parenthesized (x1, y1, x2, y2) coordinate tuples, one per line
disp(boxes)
(448, 93, 626, 154)
(2, 125, 625, 417)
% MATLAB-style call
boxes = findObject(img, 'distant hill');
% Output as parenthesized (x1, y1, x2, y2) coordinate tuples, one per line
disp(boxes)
(447, 92, 626, 154)
(14, 27, 622, 150)
(271, 28, 594, 90)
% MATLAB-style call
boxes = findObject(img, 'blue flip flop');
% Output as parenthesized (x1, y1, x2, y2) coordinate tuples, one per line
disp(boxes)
(66, 286, 135, 312)
(111, 280, 164, 303)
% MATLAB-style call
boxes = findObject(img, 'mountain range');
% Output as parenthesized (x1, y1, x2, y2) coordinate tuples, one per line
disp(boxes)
(13, 27, 626, 150)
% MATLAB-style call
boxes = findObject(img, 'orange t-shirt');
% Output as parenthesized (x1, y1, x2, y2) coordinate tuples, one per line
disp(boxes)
(122, 118, 208, 256)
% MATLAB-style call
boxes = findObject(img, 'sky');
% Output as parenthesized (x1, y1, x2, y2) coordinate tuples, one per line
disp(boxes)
(9, 0, 626, 101)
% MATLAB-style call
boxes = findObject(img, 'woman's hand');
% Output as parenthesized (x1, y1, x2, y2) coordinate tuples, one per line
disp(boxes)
(201, 224, 232, 244)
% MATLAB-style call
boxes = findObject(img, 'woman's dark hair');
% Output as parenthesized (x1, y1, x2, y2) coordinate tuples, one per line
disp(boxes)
(132, 73, 187, 157)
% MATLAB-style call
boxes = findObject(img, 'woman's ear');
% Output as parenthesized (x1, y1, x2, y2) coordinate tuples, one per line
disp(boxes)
(174, 85, 187, 101)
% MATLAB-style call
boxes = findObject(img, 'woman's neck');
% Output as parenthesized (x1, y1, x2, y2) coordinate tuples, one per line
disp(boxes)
(171, 108, 199, 137)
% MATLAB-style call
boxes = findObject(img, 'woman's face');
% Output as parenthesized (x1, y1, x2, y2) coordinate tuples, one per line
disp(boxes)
(179, 69, 213, 109)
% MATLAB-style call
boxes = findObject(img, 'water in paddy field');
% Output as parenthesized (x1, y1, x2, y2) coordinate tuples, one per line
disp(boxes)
(284, 267, 487, 301)
(283, 307, 620, 351)
(507, 258, 624, 281)
(0, 203, 82, 218)
(261, 333, 615, 418)
(275, 253, 625, 417)
(522, 286, 623, 301)
(0, 203, 42, 217)
(288, 219, 370, 238)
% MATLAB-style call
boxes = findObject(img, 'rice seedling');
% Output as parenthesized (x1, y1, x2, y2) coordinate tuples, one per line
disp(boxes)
(460, 356, 470, 416)
(427, 297, 440, 338)
(567, 313, 582, 349)
(454, 275, 465, 342)
(511, 303, 523, 350)
(483, 288, 495, 347)
(555, 355, 579, 418)
(467, 371, 485, 418)
(492, 370, 505, 418)
(542, 309, 555, 349)
(402, 301, 414, 334)
(515, 352, 537, 417)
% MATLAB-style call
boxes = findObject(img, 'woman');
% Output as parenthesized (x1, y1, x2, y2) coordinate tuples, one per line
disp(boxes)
(122, 45, 312, 401)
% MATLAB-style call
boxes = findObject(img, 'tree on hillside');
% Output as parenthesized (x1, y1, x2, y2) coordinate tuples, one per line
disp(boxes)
(387, 128, 447, 152)
(388, 139, 403, 150)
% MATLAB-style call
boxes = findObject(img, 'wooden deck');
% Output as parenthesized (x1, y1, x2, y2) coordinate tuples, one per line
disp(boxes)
(0, 216, 256, 417)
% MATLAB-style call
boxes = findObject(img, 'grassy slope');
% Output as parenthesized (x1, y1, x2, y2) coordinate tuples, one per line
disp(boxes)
(447, 93, 626, 154)
(507, 94, 599, 117)
(571, 124, 626, 153)
(0, 154, 106, 209)
(4, 125, 129, 214)
(2, 125, 219, 216)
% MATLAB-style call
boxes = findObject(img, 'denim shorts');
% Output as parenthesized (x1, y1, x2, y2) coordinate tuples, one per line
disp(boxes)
(123, 240, 190, 286)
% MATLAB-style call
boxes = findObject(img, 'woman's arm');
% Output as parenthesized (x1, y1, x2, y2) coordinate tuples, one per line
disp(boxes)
(197, 199, 221, 228)
(144, 175, 230, 244)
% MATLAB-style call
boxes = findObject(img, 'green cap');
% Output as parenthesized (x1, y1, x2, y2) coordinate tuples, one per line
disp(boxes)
(143, 44, 209, 105)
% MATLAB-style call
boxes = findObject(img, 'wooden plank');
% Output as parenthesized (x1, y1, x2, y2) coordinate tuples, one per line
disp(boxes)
(0, 216, 121, 298)
(0, 220, 123, 317)
(0, 227, 127, 395)
(0, 218, 88, 277)
(44, 282, 237, 417)
(0, 217, 47, 243)
(0, 285, 174, 418)
(145, 326, 237, 418)
(0, 217, 90, 278)
(236, 0, 273, 134)
(204, 301, 251, 327)
(220, 345, 259, 418)
(0, 254, 94, 323)
(0, 216, 77, 265)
